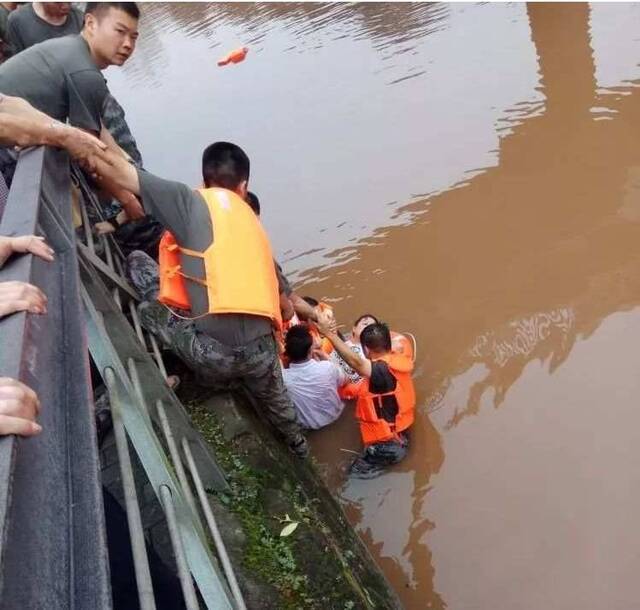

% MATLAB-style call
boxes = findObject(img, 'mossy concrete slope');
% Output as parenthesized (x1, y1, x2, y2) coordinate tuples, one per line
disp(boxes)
(184, 389, 403, 610)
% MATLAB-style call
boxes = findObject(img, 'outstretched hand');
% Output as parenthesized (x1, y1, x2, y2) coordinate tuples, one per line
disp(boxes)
(0, 378, 42, 437)
(0, 235, 54, 268)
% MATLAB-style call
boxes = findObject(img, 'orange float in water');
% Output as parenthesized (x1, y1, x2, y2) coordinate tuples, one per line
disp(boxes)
(217, 47, 249, 66)
(390, 330, 416, 362)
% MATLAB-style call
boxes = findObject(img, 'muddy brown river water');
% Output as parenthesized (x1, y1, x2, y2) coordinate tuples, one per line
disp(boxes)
(109, 3, 640, 608)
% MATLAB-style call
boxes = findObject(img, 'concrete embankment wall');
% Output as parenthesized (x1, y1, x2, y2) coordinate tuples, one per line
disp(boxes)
(185, 388, 403, 609)
(101, 382, 402, 609)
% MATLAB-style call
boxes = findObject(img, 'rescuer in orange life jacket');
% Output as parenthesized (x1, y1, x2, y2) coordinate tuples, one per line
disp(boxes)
(88, 141, 319, 458)
(316, 313, 416, 478)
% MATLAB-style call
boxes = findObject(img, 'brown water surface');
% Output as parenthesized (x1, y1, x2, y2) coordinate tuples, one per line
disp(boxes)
(109, 3, 640, 608)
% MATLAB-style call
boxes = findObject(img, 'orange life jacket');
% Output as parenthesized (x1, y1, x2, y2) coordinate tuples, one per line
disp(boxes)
(158, 231, 191, 309)
(351, 352, 415, 446)
(157, 188, 282, 329)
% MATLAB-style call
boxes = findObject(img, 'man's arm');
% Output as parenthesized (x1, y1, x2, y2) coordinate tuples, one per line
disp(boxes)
(99, 123, 131, 160)
(316, 316, 372, 378)
(0, 94, 108, 168)
(280, 293, 295, 321)
(290, 293, 319, 323)
(85, 145, 145, 219)
(86, 144, 140, 193)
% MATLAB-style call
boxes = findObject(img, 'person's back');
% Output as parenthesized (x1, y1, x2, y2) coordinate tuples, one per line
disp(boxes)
(7, 2, 83, 54)
(282, 325, 346, 430)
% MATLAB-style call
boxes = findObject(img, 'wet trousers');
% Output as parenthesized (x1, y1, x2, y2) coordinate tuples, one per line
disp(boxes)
(126, 251, 303, 446)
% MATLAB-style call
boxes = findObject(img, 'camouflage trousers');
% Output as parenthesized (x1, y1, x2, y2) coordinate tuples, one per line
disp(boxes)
(126, 251, 304, 446)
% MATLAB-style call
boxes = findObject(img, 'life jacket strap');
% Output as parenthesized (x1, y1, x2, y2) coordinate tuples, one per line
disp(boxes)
(180, 271, 208, 287)
(179, 246, 205, 259)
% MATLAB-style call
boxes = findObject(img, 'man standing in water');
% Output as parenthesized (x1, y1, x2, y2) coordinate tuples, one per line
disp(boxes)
(317, 317, 416, 478)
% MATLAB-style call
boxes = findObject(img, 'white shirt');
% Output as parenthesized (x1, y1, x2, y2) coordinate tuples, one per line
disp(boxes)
(283, 359, 347, 430)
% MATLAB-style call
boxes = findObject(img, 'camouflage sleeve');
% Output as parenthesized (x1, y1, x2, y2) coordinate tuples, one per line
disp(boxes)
(101, 93, 143, 167)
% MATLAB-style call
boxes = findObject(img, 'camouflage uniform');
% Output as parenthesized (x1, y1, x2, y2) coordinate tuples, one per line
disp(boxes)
(126, 251, 306, 451)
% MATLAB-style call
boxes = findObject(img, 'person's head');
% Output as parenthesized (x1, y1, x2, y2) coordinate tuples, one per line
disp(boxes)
(245, 191, 260, 216)
(201, 142, 250, 197)
(360, 322, 392, 357)
(83, 3, 139, 69)
(284, 325, 313, 364)
(41, 3, 71, 20)
(352, 314, 378, 341)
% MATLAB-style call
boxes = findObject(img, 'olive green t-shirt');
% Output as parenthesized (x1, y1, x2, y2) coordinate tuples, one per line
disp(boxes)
(7, 4, 83, 54)
(0, 34, 108, 133)
(138, 169, 291, 347)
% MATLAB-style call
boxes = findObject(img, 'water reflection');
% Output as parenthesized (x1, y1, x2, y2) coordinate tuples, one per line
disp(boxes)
(305, 3, 640, 608)
(108, 3, 538, 275)
(107, 2, 640, 607)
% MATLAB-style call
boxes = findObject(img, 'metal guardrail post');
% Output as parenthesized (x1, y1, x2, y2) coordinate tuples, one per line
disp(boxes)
(82, 277, 233, 609)
(156, 399, 200, 521)
(182, 438, 247, 610)
(159, 485, 200, 610)
(105, 368, 157, 610)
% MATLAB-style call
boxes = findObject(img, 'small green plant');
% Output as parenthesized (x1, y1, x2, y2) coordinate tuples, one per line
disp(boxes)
(190, 407, 316, 608)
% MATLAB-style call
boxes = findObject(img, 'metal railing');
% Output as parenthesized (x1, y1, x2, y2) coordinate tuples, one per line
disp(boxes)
(0, 146, 111, 609)
(0, 147, 246, 609)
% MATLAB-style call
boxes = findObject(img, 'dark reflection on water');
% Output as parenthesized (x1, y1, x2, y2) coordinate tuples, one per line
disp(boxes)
(108, 3, 640, 609)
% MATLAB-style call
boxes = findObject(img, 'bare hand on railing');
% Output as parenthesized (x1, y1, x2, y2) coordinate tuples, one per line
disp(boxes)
(0, 235, 54, 268)
(0, 281, 47, 318)
(0, 378, 42, 436)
